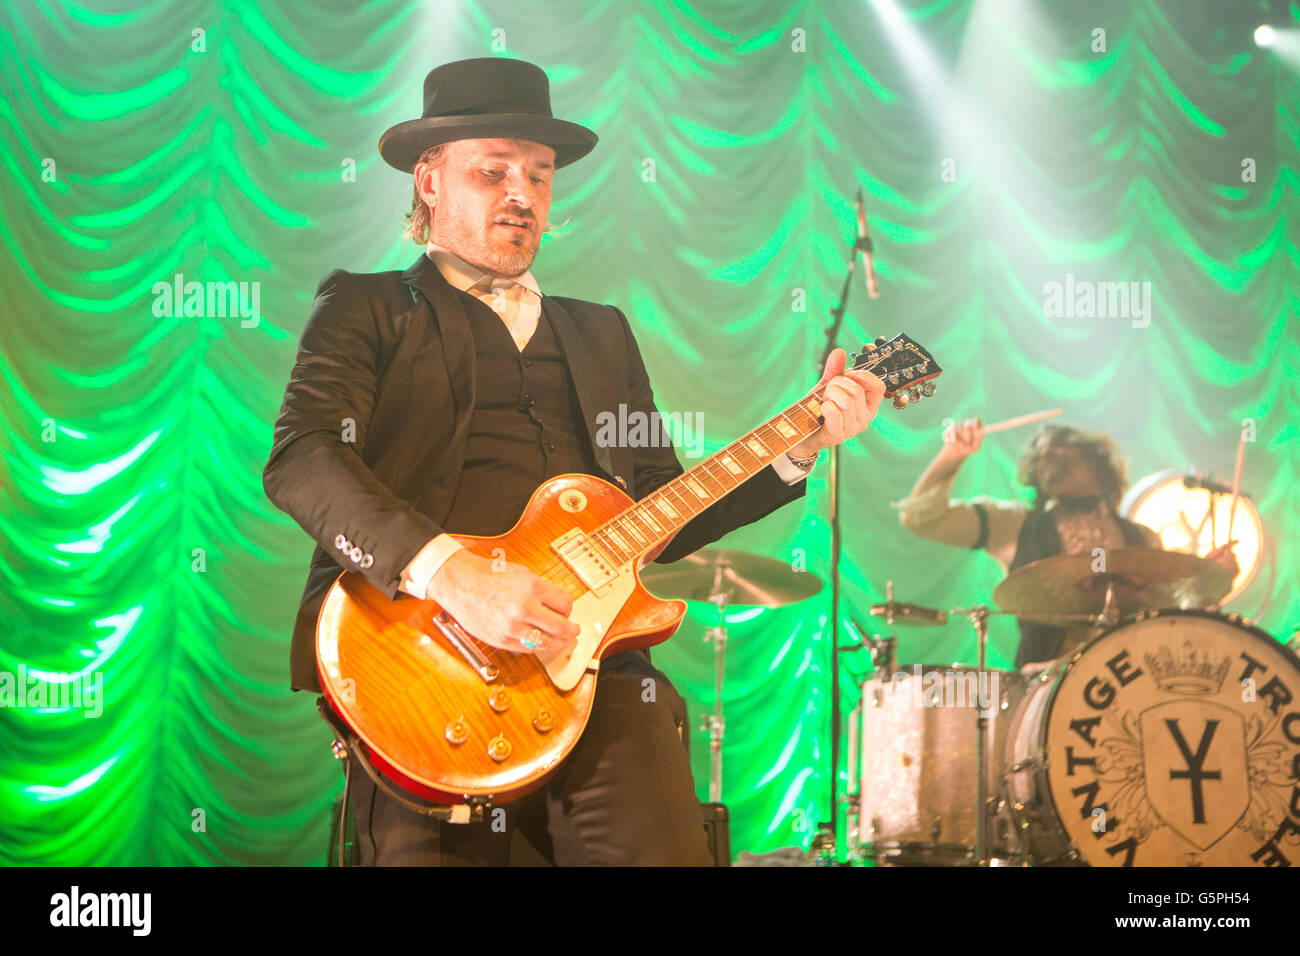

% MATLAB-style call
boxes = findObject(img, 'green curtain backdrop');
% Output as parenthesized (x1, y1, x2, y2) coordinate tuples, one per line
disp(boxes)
(2, 0, 1296, 865)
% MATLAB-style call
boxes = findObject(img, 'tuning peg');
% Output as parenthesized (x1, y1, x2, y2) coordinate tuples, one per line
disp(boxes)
(874, 336, 889, 347)
(892, 392, 910, 410)
(921, 381, 937, 397)
(908, 386, 922, 403)
(860, 342, 875, 353)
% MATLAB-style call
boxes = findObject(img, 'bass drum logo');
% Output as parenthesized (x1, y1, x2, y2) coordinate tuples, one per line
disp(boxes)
(1044, 612, 1300, 866)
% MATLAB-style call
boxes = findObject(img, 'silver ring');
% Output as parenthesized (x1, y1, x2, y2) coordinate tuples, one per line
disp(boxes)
(521, 628, 542, 650)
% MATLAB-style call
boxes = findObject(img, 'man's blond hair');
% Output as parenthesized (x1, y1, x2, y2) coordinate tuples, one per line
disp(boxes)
(403, 144, 449, 245)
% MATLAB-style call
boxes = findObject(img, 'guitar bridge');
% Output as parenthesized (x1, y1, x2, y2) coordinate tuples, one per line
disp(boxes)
(431, 611, 499, 683)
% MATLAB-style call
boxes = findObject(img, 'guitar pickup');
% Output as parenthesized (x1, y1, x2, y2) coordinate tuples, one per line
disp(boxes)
(431, 611, 499, 683)
(551, 529, 619, 596)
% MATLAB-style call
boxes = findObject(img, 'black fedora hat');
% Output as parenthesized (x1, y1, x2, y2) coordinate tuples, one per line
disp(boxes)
(379, 58, 598, 172)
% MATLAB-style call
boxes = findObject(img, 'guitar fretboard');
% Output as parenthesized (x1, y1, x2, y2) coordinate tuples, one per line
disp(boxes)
(588, 394, 827, 566)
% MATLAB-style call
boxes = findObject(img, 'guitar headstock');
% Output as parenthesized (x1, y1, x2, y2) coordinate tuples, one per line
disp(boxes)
(850, 333, 942, 410)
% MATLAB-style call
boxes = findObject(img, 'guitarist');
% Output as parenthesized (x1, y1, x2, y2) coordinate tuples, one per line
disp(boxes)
(264, 58, 886, 865)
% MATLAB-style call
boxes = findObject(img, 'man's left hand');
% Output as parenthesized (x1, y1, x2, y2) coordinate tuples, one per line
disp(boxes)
(787, 347, 887, 459)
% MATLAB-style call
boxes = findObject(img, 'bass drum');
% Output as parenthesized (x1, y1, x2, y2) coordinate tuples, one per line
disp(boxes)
(1003, 609, 1300, 866)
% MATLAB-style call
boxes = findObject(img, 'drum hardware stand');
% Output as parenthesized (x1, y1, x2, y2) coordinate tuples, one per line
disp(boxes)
(971, 605, 991, 865)
(846, 614, 896, 678)
(810, 822, 838, 865)
(700, 563, 731, 804)
(947, 604, 1000, 866)
(868, 636, 897, 678)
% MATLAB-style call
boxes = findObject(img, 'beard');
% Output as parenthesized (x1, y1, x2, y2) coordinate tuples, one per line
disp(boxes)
(434, 217, 539, 278)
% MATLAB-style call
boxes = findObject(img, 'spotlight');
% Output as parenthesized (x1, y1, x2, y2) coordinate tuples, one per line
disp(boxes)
(1255, 25, 1275, 47)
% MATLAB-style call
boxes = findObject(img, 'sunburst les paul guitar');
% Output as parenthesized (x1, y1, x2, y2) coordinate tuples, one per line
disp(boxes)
(316, 334, 942, 805)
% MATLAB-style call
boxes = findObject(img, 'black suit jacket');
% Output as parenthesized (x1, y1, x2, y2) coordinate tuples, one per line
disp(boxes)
(264, 252, 807, 692)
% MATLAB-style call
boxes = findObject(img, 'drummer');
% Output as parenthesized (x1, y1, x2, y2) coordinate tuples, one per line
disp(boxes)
(896, 421, 1239, 667)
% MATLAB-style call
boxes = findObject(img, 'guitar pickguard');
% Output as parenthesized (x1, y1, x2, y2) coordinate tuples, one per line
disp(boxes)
(536, 563, 636, 691)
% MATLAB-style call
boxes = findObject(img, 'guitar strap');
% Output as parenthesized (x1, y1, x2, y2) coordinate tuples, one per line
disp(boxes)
(315, 697, 480, 829)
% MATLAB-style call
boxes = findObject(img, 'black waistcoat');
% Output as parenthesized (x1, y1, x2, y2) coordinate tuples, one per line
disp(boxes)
(1009, 505, 1149, 666)
(440, 291, 652, 673)
(442, 291, 598, 535)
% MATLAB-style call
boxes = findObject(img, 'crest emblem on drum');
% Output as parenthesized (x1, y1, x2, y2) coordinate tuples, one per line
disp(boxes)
(1143, 642, 1231, 695)
(1029, 612, 1300, 866)
(1139, 701, 1249, 850)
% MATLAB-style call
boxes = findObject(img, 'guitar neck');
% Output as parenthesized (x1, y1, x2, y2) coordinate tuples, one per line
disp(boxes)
(588, 392, 828, 566)
(585, 332, 941, 566)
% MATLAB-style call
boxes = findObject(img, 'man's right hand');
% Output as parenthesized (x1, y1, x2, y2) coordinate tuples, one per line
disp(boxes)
(424, 549, 581, 654)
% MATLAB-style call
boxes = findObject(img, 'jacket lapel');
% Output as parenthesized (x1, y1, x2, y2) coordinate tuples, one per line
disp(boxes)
(401, 252, 476, 423)
(401, 253, 476, 519)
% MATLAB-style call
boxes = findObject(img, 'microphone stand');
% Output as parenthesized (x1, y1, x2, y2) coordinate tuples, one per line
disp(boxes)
(815, 223, 874, 861)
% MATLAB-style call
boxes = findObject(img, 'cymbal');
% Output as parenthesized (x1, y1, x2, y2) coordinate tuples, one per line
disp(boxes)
(993, 547, 1232, 626)
(639, 548, 823, 607)
(869, 601, 948, 626)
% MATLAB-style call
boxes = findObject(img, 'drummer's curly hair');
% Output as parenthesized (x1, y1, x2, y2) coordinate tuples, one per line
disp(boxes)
(1017, 424, 1128, 511)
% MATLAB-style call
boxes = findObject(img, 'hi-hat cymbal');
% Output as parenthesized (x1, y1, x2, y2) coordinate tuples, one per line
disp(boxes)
(639, 548, 823, 607)
(993, 547, 1232, 626)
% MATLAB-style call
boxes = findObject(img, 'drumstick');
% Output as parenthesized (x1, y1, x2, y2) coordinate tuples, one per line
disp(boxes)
(981, 408, 1065, 435)
(1226, 430, 1247, 543)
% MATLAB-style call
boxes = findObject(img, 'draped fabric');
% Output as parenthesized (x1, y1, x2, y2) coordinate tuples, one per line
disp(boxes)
(2, 0, 1296, 865)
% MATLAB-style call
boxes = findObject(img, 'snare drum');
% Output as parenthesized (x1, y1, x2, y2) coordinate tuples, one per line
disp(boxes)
(854, 665, 1025, 865)
(1003, 609, 1300, 866)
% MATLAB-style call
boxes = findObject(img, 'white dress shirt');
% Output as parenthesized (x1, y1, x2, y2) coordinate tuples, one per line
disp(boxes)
(399, 243, 816, 600)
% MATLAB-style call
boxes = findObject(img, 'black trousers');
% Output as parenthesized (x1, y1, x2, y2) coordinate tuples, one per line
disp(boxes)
(342, 655, 714, 866)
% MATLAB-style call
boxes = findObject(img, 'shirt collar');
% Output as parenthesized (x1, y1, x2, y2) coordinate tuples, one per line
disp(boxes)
(425, 242, 542, 300)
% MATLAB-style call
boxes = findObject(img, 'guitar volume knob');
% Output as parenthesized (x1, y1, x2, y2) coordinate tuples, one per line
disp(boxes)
(532, 708, 555, 734)
(488, 735, 512, 763)
(488, 688, 511, 713)
(445, 718, 469, 746)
